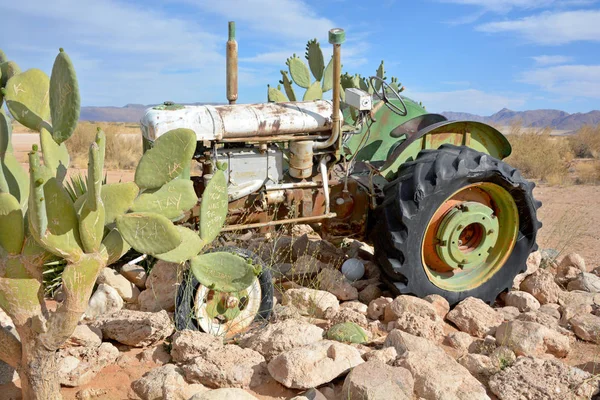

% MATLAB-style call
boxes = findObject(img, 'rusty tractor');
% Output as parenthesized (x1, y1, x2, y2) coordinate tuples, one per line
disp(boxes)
(140, 23, 540, 337)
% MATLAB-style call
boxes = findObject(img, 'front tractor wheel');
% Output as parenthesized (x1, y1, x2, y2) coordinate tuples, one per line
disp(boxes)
(373, 145, 541, 305)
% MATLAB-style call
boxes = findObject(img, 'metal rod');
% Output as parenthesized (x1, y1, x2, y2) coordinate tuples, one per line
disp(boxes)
(220, 134, 329, 143)
(226, 21, 238, 104)
(320, 155, 331, 214)
(221, 213, 337, 232)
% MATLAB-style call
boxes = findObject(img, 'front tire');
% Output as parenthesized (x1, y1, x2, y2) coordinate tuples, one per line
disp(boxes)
(372, 145, 541, 305)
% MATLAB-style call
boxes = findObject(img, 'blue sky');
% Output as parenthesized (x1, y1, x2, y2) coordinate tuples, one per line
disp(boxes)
(2, 0, 599, 115)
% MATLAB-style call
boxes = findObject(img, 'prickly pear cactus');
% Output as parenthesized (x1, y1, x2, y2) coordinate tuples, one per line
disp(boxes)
(326, 322, 368, 344)
(267, 38, 405, 105)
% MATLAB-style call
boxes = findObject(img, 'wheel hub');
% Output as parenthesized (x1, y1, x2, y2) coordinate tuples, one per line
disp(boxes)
(435, 201, 499, 270)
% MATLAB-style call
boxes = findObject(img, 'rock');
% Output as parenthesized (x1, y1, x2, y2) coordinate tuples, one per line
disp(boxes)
(364, 346, 398, 364)
(62, 324, 102, 348)
(497, 306, 520, 321)
(384, 295, 438, 323)
(342, 360, 414, 400)
(58, 342, 119, 387)
(138, 260, 180, 312)
(282, 288, 339, 318)
(171, 330, 223, 363)
(367, 297, 392, 320)
(75, 388, 109, 400)
(424, 294, 450, 319)
(444, 331, 475, 353)
(447, 297, 503, 338)
(384, 329, 445, 356)
(559, 252, 586, 272)
(183, 345, 267, 389)
(138, 345, 172, 365)
(358, 284, 383, 305)
(292, 224, 318, 237)
(468, 335, 497, 356)
(0, 360, 16, 385)
(267, 340, 363, 389)
(97, 267, 140, 303)
(513, 250, 541, 288)
(132, 364, 208, 400)
(342, 238, 375, 260)
(505, 291, 540, 312)
(397, 347, 490, 400)
(489, 356, 598, 400)
(568, 272, 600, 293)
(516, 311, 569, 334)
(383, 295, 444, 341)
(341, 258, 365, 282)
(290, 388, 328, 400)
(558, 290, 600, 325)
(328, 307, 369, 328)
(457, 354, 496, 384)
(238, 319, 323, 361)
(85, 284, 123, 319)
(92, 310, 174, 347)
(290, 255, 324, 276)
(489, 346, 517, 369)
(520, 269, 562, 305)
(190, 388, 258, 400)
(555, 264, 581, 286)
(317, 268, 358, 301)
(570, 313, 600, 343)
(339, 300, 368, 314)
(120, 263, 147, 289)
(538, 304, 561, 319)
(495, 320, 570, 357)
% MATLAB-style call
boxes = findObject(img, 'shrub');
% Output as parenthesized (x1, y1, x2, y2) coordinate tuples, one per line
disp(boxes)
(569, 125, 600, 159)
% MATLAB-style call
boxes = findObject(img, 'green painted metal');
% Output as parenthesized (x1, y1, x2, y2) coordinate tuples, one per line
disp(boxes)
(435, 202, 498, 270)
(328, 28, 346, 45)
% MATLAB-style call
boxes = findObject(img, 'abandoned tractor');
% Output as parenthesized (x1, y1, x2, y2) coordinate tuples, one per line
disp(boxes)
(140, 23, 540, 337)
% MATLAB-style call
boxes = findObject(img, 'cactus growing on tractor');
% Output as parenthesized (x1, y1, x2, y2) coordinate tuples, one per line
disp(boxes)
(141, 22, 539, 333)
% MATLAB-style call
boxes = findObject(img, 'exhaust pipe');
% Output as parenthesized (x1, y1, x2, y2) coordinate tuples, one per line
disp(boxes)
(226, 21, 238, 104)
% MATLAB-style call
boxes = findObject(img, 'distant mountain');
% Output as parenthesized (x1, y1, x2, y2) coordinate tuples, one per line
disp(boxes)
(441, 108, 600, 132)
(80, 103, 221, 123)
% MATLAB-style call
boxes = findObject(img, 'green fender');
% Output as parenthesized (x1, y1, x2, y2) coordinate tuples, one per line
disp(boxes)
(378, 119, 512, 179)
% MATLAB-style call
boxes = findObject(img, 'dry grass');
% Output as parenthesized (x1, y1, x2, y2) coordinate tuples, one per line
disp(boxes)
(505, 123, 573, 185)
(66, 121, 142, 170)
(569, 125, 600, 159)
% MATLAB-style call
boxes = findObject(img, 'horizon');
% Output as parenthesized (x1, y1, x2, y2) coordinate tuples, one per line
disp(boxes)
(2, 0, 599, 115)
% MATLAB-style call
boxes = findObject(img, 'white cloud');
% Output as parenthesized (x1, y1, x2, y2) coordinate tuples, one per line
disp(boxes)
(477, 10, 600, 44)
(441, 0, 595, 12)
(520, 64, 600, 98)
(531, 55, 573, 65)
(404, 88, 526, 114)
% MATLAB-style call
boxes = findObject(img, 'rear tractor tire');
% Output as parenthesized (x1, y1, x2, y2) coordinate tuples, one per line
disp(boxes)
(373, 144, 541, 305)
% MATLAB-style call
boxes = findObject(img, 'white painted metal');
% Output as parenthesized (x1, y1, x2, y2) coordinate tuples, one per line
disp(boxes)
(140, 100, 340, 142)
(345, 88, 372, 111)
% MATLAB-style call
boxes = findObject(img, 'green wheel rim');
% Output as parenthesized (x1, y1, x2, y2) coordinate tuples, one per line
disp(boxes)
(422, 182, 519, 291)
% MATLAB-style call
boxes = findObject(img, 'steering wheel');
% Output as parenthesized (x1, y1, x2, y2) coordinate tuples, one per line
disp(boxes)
(369, 76, 408, 116)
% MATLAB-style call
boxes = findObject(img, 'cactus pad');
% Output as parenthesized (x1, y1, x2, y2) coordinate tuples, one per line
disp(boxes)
(305, 39, 324, 82)
(375, 60, 386, 91)
(200, 169, 228, 243)
(0, 50, 7, 64)
(0, 193, 24, 254)
(321, 56, 334, 92)
(286, 54, 310, 89)
(267, 85, 288, 103)
(134, 128, 196, 190)
(303, 81, 323, 101)
(115, 212, 181, 255)
(132, 178, 197, 220)
(49, 49, 80, 144)
(4, 68, 51, 132)
(102, 228, 131, 265)
(279, 71, 296, 102)
(79, 142, 105, 253)
(326, 322, 368, 344)
(0, 61, 21, 88)
(189, 251, 256, 292)
(155, 226, 204, 263)
(40, 128, 69, 179)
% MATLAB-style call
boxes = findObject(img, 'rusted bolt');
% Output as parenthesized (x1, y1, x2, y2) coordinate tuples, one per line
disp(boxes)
(225, 296, 239, 309)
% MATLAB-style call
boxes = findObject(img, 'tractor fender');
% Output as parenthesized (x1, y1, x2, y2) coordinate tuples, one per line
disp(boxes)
(380, 119, 512, 179)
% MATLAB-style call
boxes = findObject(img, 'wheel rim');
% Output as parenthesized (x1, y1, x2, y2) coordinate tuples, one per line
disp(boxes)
(194, 277, 262, 338)
(421, 182, 519, 291)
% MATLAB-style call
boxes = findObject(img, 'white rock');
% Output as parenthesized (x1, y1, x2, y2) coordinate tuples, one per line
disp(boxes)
(62, 324, 102, 348)
(85, 284, 123, 319)
(383, 329, 445, 356)
(505, 291, 541, 312)
(282, 288, 339, 318)
(58, 342, 119, 387)
(559, 252, 586, 272)
(497, 306, 520, 321)
(447, 297, 503, 338)
(267, 340, 363, 389)
(520, 270, 562, 304)
(495, 320, 570, 358)
(190, 388, 258, 400)
(424, 294, 450, 319)
(132, 364, 208, 400)
(570, 313, 600, 344)
(513, 251, 541, 289)
(120, 263, 147, 289)
(238, 319, 324, 361)
(317, 268, 358, 301)
(138, 260, 180, 312)
(92, 310, 174, 347)
(367, 297, 392, 320)
(342, 360, 414, 400)
(363, 347, 398, 365)
(339, 301, 368, 315)
(171, 330, 224, 363)
(444, 331, 475, 353)
(97, 267, 140, 303)
(567, 273, 600, 293)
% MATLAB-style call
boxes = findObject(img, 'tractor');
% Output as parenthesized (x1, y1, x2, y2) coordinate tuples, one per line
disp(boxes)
(140, 23, 540, 337)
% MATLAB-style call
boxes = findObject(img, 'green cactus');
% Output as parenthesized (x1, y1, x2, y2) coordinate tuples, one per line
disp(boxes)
(4, 68, 51, 132)
(303, 81, 323, 101)
(326, 322, 368, 344)
(200, 168, 228, 243)
(306, 39, 324, 82)
(115, 212, 182, 255)
(0, 192, 24, 254)
(189, 252, 257, 293)
(131, 178, 197, 220)
(267, 84, 289, 103)
(49, 49, 80, 144)
(279, 71, 296, 101)
(155, 226, 205, 264)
